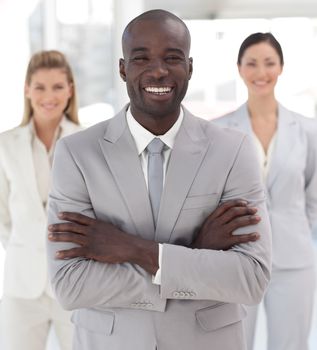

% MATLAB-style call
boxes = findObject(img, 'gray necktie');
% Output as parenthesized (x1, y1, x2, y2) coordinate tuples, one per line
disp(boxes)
(147, 138, 165, 224)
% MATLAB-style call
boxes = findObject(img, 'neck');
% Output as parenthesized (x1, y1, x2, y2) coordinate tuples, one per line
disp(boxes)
(130, 106, 180, 136)
(33, 116, 62, 150)
(247, 94, 278, 121)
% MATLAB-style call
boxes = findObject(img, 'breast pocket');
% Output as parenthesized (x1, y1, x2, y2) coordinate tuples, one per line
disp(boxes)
(182, 193, 220, 211)
(171, 193, 220, 245)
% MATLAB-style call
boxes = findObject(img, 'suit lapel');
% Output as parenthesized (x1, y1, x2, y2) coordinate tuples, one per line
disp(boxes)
(155, 108, 210, 243)
(226, 103, 298, 191)
(15, 126, 46, 214)
(228, 103, 254, 135)
(99, 107, 155, 240)
(266, 104, 298, 190)
(99, 107, 211, 242)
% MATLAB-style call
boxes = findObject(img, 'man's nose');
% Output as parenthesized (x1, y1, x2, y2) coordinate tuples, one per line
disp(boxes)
(148, 59, 168, 79)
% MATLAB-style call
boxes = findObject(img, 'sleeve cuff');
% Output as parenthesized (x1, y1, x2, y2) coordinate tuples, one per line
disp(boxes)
(152, 243, 162, 285)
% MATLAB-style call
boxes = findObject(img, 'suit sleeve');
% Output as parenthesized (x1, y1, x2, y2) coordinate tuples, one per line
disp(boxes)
(0, 152, 11, 248)
(303, 119, 317, 231)
(47, 138, 166, 312)
(160, 134, 272, 305)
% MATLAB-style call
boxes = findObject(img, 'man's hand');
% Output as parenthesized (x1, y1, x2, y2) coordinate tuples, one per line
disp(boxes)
(191, 199, 260, 250)
(48, 212, 159, 275)
(48, 200, 259, 272)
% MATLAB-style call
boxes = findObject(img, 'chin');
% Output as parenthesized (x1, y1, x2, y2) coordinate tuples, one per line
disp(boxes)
(143, 103, 175, 116)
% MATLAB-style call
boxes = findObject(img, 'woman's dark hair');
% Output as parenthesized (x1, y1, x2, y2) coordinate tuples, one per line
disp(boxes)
(237, 32, 284, 66)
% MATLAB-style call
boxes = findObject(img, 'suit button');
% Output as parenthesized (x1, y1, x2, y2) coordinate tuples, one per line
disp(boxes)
(173, 291, 180, 297)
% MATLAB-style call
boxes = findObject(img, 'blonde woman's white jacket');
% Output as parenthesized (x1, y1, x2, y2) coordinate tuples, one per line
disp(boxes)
(214, 103, 317, 269)
(0, 118, 81, 298)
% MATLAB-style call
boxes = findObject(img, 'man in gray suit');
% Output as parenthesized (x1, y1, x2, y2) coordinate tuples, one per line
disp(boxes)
(47, 9, 271, 350)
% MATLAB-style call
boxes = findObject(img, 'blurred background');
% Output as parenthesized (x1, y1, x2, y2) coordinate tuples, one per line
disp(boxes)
(1, 0, 317, 349)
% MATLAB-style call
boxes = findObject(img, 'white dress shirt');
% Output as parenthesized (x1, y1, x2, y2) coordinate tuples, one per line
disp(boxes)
(252, 132, 276, 181)
(126, 108, 184, 284)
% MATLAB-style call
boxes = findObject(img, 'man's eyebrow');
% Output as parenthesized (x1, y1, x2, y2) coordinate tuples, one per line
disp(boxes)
(131, 47, 148, 54)
(130, 47, 186, 56)
(165, 48, 186, 56)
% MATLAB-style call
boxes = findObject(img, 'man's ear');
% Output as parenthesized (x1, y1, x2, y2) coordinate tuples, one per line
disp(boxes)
(188, 57, 193, 80)
(119, 58, 126, 82)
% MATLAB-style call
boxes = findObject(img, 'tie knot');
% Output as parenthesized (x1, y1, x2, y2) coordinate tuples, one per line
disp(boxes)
(147, 138, 165, 154)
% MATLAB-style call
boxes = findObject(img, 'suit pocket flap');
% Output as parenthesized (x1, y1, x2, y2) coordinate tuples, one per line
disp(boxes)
(195, 303, 246, 332)
(182, 193, 219, 210)
(71, 309, 115, 335)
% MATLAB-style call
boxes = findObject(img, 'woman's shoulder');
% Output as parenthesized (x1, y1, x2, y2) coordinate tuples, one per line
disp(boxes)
(0, 125, 29, 143)
(279, 103, 315, 123)
(213, 103, 247, 123)
(0, 126, 30, 162)
(279, 104, 317, 144)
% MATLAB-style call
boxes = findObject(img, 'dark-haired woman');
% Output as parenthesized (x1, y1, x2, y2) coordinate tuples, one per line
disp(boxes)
(214, 32, 317, 350)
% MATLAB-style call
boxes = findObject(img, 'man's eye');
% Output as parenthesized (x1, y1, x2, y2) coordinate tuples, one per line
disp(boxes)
(132, 57, 147, 62)
(166, 56, 181, 62)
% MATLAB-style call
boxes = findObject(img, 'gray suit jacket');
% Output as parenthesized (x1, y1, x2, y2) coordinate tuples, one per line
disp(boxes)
(214, 103, 317, 270)
(47, 105, 271, 350)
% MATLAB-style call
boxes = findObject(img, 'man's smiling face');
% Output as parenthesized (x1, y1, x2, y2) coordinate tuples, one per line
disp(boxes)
(120, 17, 193, 122)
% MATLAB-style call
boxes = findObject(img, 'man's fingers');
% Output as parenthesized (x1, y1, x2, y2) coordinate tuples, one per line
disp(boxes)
(48, 231, 86, 245)
(226, 214, 261, 232)
(57, 212, 94, 225)
(220, 206, 258, 224)
(48, 222, 89, 235)
(205, 199, 248, 223)
(230, 232, 260, 246)
(55, 247, 86, 260)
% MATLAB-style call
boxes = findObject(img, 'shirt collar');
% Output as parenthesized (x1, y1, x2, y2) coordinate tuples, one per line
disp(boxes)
(28, 115, 67, 146)
(126, 107, 184, 155)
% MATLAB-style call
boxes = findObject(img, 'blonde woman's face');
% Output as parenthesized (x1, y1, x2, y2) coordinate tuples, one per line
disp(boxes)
(238, 42, 283, 98)
(25, 68, 73, 123)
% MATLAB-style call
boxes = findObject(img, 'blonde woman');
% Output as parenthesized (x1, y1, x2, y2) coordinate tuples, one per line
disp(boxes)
(0, 50, 81, 350)
(214, 33, 317, 350)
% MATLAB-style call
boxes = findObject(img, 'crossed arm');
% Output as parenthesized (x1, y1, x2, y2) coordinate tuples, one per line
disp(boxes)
(48, 199, 261, 275)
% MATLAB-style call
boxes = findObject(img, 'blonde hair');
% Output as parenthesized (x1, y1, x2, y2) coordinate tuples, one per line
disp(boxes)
(21, 50, 79, 125)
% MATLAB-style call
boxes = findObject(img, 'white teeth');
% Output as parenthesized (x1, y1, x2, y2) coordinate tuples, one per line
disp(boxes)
(144, 87, 172, 94)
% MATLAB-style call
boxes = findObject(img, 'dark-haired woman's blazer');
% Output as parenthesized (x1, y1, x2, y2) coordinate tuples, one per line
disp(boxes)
(214, 102, 317, 270)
